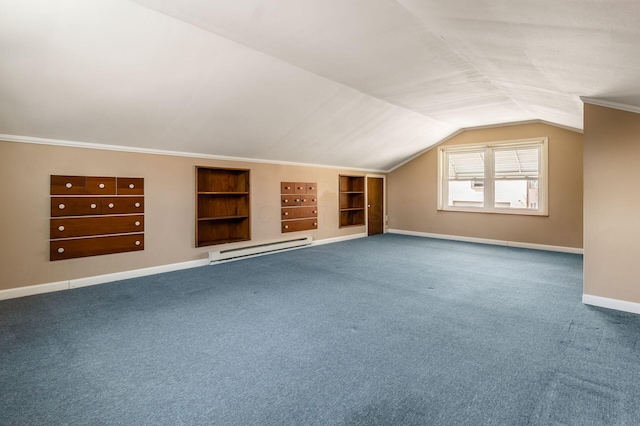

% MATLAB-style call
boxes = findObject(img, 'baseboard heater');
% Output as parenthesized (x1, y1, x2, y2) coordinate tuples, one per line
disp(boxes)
(208, 236, 313, 263)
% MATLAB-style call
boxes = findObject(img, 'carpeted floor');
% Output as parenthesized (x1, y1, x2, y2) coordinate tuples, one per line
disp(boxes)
(1, 234, 639, 425)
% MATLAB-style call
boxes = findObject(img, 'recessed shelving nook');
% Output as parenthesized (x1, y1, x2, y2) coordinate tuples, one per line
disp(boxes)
(196, 167, 251, 247)
(339, 175, 365, 228)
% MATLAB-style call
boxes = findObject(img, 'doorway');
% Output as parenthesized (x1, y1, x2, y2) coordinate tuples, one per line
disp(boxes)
(367, 177, 384, 236)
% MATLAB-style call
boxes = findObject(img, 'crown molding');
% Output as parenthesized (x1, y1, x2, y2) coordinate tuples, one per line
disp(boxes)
(580, 97, 640, 115)
(0, 134, 386, 173)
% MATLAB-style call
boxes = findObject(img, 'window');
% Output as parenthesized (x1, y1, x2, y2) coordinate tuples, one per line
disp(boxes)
(438, 138, 548, 215)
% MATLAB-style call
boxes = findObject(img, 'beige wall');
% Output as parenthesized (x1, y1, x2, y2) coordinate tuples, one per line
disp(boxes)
(388, 122, 583, 248)
(583, 104, 640, 303)
(0, 141, 375, 291)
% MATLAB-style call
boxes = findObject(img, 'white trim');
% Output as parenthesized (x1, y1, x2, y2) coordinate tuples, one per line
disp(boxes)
(580, 97, 640, 115)
(312, 233, 368, 246)
(437, 138, 548, 216)
(0, 134, 386, 173)
(388, 229, 583, 254)
(0, 281, 69, 301)
(69, 259, 210, 289)
(0, 233, 368, 301)
(582, 294, 640, 315)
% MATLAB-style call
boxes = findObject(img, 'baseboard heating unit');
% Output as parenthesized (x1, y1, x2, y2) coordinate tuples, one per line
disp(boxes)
(208, 236, 313, 263)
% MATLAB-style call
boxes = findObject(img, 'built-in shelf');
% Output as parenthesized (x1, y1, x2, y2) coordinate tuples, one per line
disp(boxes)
(339, 175, 365, 228)
(196, 167, 251, 247)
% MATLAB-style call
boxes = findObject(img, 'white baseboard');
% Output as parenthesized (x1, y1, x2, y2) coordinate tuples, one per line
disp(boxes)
(312, 233, 368, 246)
(582, 294, 640, 315)
(0, 233, 369, 301)
(70, 259, 210, 289)
(388, 229, 583, 254)
(0, 281, 69, 301)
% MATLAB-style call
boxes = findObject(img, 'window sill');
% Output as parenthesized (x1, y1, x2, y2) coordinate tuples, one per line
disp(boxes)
(437, 207, 548, 217)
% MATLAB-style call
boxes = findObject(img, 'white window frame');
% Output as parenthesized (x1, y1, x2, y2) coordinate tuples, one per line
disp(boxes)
(437, 138, 548, 216)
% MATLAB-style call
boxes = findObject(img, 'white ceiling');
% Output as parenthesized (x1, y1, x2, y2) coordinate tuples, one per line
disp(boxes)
(1, 0, 639, 171)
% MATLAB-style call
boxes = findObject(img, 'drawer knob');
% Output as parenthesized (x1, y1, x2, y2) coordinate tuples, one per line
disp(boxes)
(129, 183, 135, 189)
(134, 221, 141, 226)
(65, 182, 73, 189)
(284, 212, 288, 216)
(302, 199, 306, 202)
(313, 222, 317, 226)
(309, 186, 314, 190)
(134, 202, 141, 208)
(108, 203, 114, 208)
(298, 187, 303, 190)
(99, 183, 105, 189)
(135, 240, 141, 246)
(284, 225, 289, 229)
(90, 203, 97, 209)
(313, 210, 317, 213)
(284, 199, 288, 203)
(57, 247, 65, 254)
(295, 199, 300, 202)
(58, 225, 65, 232)
(285, 186, 291, 190)
(58, 203, 65, 210)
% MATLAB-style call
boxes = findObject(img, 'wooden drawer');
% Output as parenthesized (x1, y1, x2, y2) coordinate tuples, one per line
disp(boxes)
(50, 233, 144, 261)
(282, 207, 318, 220)
(85, 177, 116, 195)
(51, 197, 103, 217)
(281, 182, 295, 194)
(51, 215, 144, 239)
(117, 177, 144, 195)
(299, 195, 318, 206)
(306, 182, 317, 194)
(51, 175, 85, 195)
(101, 197, 144, 214)
(281, 194, 301, 207)
(294, 182, 307, 194)
(282, 218, 318, 233)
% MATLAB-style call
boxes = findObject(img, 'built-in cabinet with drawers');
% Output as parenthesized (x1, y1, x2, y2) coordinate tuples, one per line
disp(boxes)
(196, 167, 250, 247)
(339, 175, 365, 227)
(281, 182, 318, 233)
(50, 175, 144, 260)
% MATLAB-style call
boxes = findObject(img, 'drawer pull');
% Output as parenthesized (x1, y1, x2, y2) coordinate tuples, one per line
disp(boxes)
(298, 187, 303, 190)
(313, 210, 317, 213)
(129, 183, 135, 189)
(58, 203, 65, 210)
(134, 221, 141, 226)
(58, 225, 65, 232)
(283, 199, 288, 203)
(302, 199, 306, 202)
(295, 199, 300, 202)
(284, 225, 289, 229)
(57, 247, 65, 254)
(99, 183, 105, 189)
(135, 240, 141, 246)
(65, 183, 73, 189)
(313, 198, 317, 202)
(309, 186, 314, 190)
(285, 186, 291, 190)
(283, 212, 288, 216)
(134, 202, 141, 208)
(313, 223, 317, 226)
(108, 203, 114, 208)
(90, 203, 97, 209)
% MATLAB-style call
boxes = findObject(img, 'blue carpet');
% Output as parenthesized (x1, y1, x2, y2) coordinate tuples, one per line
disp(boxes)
(1, 234, 639, 425)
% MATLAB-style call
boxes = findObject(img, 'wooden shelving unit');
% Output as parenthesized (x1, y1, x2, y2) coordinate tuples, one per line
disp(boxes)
(196, 167, 250, 247)
(339, 175, 365, 228)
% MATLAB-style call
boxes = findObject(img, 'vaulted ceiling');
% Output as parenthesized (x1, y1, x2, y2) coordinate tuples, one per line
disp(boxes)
(1, 0, 639, 170)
